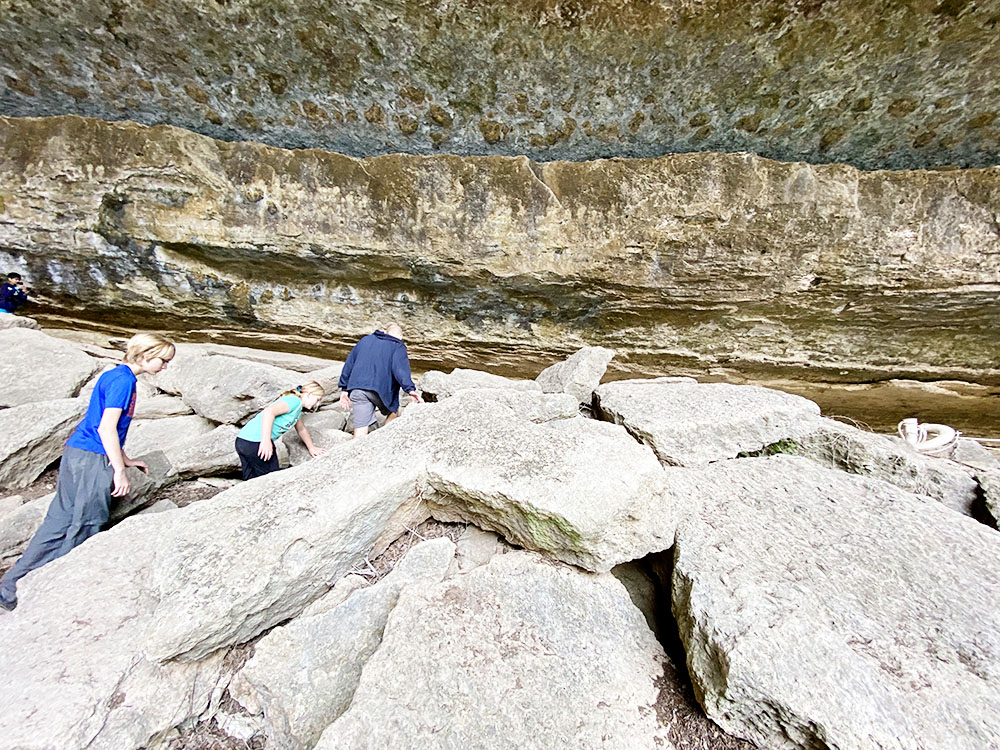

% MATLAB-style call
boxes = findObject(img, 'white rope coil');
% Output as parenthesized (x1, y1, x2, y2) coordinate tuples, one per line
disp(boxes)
(897, 418, 960, 458)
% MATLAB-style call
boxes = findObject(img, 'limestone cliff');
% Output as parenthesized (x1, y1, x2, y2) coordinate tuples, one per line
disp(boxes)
(0, 0, 998, 169)
(1, 115, 997, 384)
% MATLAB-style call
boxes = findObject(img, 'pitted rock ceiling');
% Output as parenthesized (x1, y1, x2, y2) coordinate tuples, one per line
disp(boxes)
(1, 0, 998, 169)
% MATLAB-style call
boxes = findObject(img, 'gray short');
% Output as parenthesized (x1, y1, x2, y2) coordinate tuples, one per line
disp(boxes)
(349, 389, 392, 428)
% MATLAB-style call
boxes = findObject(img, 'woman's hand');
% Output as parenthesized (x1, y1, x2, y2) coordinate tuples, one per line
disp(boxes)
(258, 438, 274, 460)
(309, 446, 326, 458)
(124, 456, 149, 474)
(111, 468, 131, 497)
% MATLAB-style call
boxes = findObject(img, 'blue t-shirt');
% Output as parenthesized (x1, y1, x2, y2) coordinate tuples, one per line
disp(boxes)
(237, 395, 303, 442)
(66, 365, 138, 455)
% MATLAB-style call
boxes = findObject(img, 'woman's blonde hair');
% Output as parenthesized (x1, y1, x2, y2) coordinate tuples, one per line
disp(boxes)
(124, 333, 176, 364)
(280, 380, 325, 400)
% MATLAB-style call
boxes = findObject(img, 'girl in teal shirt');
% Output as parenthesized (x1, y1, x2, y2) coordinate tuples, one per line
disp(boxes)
(235, 381, 325, 479)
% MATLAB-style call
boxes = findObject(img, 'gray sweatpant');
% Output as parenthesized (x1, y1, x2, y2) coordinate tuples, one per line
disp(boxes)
(0, 446, 113, 607)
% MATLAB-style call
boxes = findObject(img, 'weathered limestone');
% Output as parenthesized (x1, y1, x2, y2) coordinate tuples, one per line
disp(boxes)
(796, 417, 983, 517)
(535, 346, 615, 404)
(0, 493, 52, 562)
(125, 414, 217, 460)
(177, 343, 340, 373)
(411, 394, 680, 572)
(133, 393, 193, 419)
(164, 424, 241, 478)
(2, 116, 998, 390)
(153, 351, 304, 424)
(281, 411, 351, 467)
(0, 398, 85, 489)
(0, 328, 100, 407)
(594, 380, 821, 465)
(316, 551, 672, 750)
(673, 455, 1000, 749)
(230, 538, 456, 750)
(0, 314, 38, 329)
(3, 1, 999, 171)
(419, 368, 542, 402)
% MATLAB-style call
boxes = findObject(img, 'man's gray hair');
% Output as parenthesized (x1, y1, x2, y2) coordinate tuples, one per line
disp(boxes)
(386, 323, 404, 339)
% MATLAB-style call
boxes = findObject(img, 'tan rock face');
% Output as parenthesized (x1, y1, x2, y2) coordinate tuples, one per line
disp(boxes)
(0, 0, 997, 170)
(1, 115, 998, 386)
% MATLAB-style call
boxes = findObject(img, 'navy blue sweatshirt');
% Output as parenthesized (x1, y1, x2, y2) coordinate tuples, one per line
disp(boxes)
(338, 331, 416, 412)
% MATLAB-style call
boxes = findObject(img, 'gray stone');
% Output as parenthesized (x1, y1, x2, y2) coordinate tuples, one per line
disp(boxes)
(164, 424, 242, 478)
(453, 526, 505, 574)
(673, 455, 1000, 749)
(796, 417, 983, 516)
(125, 414, 217, 460)
(594, 379, 821, 465)
(230, 538, 456, 750)
(133, 394, 193, 419)
(535, 346, 615, 404)
(0, 493, 52, 562)
(978, 468, 1000, 526)
(108, 451, 178, 521)
(0, 398, 85, 489)
(612, 561, 659, 636)
(0, 314, 39, 330)
(0, 329, 101, 407)
(281, 410, 351, 467)
(953, 437, 1000, 472)
(152, 350, 304, 424)
(139, 498, 179, 514)
(176, 343, 341, 373)
(413, 396, 679, 572)
(316, 551, 672, 750)
(419, 368, 542, 402)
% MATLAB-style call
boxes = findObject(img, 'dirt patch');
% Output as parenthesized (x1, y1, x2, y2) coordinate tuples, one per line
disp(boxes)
(148, 479, 228, 508)
(17, 464, 59, 500)
(166, 718, 265, 750)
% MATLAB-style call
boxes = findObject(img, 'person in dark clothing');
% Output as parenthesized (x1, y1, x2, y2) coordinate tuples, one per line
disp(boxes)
(338, 324, 422, 437)
(0, 272, 29, 314)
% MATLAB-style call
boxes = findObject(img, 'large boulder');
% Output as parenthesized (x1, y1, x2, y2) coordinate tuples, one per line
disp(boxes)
(535, 346, 615, 404)
(316, 551, 672, 750)
(419, 368, 542, 402)
(409, 392, 680, 572)
(125, 415, 218, 460)
(229, 538, 456, 749)
(796, 417, 983, 516)
(163, 424, 243, 478)
(594, 379, 821, 465)
(281, 411, 351, 467)
(673, 455, 1000, 749)
(0, 398, 85, 489)
(0, 493, 52, 563)
(132, 394, 193, 419)
(0, 329, 101, 407)
(152, 350, 304, 424)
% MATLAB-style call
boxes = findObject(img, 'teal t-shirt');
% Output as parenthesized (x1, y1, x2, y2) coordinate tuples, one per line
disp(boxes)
(237, 395, 303, 442)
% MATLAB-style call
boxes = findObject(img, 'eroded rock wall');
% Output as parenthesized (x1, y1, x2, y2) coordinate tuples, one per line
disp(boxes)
(0, 0, 998, 169)
(1, 115, 998, 382)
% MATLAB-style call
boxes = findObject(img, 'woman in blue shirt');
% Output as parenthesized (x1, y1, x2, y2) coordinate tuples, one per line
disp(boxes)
(0, 332, 175, 611)
(235, 380, 325, 479)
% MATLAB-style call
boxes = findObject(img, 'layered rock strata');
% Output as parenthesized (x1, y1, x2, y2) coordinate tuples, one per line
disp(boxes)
(1, 115, 998, 389)
(1, 0, 998, 170)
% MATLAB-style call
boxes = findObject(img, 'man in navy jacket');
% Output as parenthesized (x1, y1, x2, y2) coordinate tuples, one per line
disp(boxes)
(338, 324, 422, 437)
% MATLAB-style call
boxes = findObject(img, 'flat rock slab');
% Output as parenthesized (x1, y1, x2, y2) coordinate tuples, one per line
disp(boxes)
(0, 314, 39, 329)
(419, 368, 542, 402)
(594, 380, 821, 465)
(282, 410, 351, 467)
(316, 551, 672, 750)
(0, 493, 53, 561)
(126, 414, 218, 460)
(673, 455, 1000, 749)
(175, 343, 342, 373)
(152, 350, 305, 424)
(230, 538, 456, 750)
(133, 393, 193, 419)
(796, 417, 982, 516)
(535, 345, 615, 403)
(164, 424, 242, 478)
(0, 329, 100, 407)
(0, 398, 85, 489)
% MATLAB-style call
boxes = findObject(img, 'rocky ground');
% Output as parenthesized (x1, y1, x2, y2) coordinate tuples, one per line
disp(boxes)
(1, 318, 999, 749)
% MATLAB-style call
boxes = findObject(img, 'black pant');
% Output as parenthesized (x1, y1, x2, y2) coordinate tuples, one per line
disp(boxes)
(235, 437, 280, 480)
